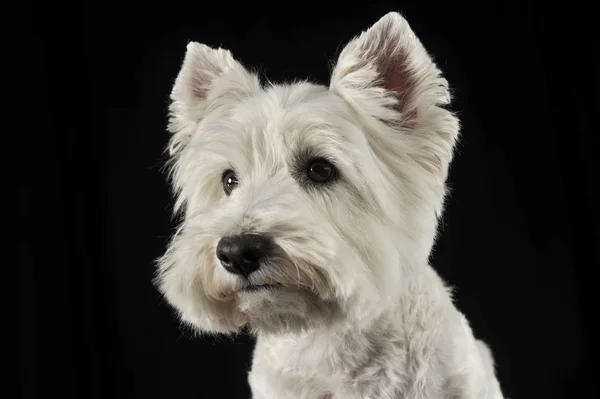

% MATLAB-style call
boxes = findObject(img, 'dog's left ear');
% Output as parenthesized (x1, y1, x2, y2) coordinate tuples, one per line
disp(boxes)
(167, 42, 260, 154)
(330, 12, 450, 126)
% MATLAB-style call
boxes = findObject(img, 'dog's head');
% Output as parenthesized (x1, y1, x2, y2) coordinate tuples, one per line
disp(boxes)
(156, 12, 459, 335)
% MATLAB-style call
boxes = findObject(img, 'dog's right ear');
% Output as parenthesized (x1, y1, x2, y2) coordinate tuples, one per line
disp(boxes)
(167, 42, 260, 155)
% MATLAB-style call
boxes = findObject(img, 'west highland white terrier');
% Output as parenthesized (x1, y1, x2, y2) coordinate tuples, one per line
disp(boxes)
(156, 12, 506, 399)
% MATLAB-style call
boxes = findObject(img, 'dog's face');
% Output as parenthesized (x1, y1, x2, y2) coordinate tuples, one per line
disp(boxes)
(157, 13, 459, 335)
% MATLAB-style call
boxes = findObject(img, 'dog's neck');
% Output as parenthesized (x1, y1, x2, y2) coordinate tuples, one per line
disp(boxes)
(254, 263, 456, 377)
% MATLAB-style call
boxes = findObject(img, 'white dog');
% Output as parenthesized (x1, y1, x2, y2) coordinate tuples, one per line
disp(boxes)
(156, 12, 505, 399)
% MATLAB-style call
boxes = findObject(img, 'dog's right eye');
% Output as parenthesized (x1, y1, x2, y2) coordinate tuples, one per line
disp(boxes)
(222, 170, 238, 195)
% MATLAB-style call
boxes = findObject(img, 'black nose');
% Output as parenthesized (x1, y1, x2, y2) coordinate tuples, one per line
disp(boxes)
(216, 234, 271, 277)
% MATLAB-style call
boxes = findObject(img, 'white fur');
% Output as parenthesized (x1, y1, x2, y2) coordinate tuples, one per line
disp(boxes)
(156, 12, 505, 399)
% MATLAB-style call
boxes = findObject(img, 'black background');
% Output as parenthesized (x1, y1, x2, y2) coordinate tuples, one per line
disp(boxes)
(20, 1, 596, 398)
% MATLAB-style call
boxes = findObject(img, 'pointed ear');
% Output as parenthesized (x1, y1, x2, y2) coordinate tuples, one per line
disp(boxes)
(330, 12, 450, 126)
(167, 42, 260, 154)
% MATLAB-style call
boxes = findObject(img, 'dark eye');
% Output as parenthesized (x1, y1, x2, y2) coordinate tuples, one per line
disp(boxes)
(222, 170, 238, 195)
(307, 159, 336, 183)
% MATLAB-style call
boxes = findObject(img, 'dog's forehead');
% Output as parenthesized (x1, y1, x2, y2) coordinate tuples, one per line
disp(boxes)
(229, 82, 360, 149)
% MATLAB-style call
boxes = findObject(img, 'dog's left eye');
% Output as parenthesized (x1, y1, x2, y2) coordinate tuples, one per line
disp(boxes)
(307, 159, 336, 183)
(222, 170, 239, 195)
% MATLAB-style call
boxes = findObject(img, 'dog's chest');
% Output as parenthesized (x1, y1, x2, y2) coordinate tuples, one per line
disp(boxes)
(251, 333, 445, 399)
(249, 310, 458, 399)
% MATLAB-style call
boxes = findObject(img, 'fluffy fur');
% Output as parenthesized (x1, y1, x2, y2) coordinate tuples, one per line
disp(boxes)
(156, 12, 505, 399)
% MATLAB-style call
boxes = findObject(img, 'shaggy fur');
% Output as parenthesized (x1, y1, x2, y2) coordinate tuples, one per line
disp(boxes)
(156, 12, 505, 399)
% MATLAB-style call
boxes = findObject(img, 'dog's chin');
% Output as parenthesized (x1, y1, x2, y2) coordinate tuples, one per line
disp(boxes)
(235, 285, 341, 335)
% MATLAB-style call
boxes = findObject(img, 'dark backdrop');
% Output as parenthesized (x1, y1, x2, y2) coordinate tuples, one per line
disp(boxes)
(20, 1, 596, 398)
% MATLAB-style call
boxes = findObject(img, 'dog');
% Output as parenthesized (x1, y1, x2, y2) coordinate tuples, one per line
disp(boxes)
(156, 12, 506, 399)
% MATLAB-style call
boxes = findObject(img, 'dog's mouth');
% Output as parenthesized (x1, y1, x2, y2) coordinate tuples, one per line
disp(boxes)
(240, 283, 282, 292)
